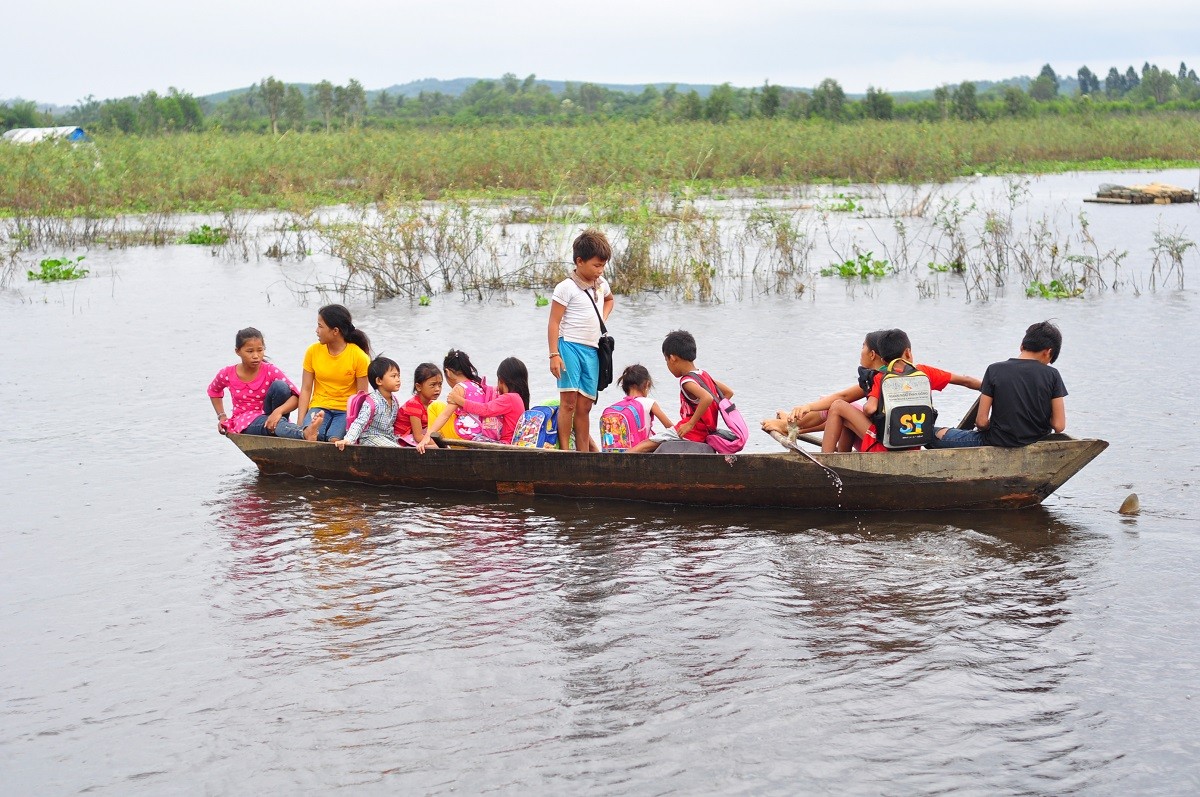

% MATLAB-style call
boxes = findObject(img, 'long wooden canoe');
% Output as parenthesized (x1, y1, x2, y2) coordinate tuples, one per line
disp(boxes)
(224, 432, 1107, 511)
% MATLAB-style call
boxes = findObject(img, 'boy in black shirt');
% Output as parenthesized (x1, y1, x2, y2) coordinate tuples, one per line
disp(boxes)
(931, 321, 1068, 448)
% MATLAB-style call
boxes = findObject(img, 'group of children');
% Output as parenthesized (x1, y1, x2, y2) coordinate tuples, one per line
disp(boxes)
(760, 322, 1067, 453)
(209, 227, 1068, 456)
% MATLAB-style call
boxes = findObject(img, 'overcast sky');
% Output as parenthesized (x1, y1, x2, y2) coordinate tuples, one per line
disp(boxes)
(6, 0, 1199, 105)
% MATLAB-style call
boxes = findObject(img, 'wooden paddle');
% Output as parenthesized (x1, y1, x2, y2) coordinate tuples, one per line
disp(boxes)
(956, 396, 981, 430)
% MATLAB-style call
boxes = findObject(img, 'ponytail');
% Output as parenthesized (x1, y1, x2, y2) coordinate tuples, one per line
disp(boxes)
(318, 303, 371, 356)
(443, 349, 481, 384)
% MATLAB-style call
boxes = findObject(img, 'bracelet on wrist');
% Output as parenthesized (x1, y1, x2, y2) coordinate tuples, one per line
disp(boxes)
(549, 352, 560, 358)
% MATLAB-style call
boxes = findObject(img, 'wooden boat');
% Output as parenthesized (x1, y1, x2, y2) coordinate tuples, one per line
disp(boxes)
(225, 431, 1107, 511)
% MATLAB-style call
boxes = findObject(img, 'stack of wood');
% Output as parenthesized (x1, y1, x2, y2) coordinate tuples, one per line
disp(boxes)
(1084, 182, 1197, 205)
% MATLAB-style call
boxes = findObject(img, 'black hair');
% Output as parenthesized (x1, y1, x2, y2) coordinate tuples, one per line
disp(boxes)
(235, 327, 264, 349)
(877, 328, 912, 363)
(620, 364, 653, 394)
(1022, 320, 1063, 363)
(496, 357, 530, 413)
(412, 362, 442, 391)
(318, 304, 372, 356)
(863, 329, 887, 359)
(368, 355, 399, 389)
(661, 329, 697, 362)
(443, 349, 482, 384)
(573, 228, 612, 263)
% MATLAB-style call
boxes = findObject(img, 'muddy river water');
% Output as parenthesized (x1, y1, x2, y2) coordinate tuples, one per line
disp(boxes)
(2, 171, 1199, 793)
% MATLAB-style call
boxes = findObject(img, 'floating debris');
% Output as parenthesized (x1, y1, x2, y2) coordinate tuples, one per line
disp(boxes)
(1084, 183, 1197, 205)
(1119, 493, 1141, 515)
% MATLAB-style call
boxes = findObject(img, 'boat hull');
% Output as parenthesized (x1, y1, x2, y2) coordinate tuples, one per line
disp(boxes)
(225, 434, 1108, 511)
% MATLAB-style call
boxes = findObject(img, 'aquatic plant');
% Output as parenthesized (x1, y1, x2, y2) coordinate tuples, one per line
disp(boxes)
(181, 225, 229, 246)
(821, 251, 890, 278)
(27, 255, 88, 282)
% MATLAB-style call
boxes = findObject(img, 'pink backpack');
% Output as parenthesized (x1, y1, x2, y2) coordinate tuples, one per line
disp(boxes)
(453, 380, 503, 441)
(687, 372, 748, 454)
(599, 397, 650, 452)
(344, 391, 376, 441)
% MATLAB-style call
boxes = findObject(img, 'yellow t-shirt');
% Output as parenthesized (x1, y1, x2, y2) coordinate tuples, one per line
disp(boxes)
(303, 342, 370, 412)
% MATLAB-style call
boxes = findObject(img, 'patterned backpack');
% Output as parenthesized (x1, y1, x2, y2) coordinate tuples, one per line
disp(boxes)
(599, 396, 650, 452)
(512, 405, 559, 448)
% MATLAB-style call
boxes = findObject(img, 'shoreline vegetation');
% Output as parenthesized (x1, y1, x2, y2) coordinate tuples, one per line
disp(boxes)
(2, 117, 1199, 217)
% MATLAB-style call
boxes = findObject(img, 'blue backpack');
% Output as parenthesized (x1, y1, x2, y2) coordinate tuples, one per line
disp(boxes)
(511, 405, 559, 448)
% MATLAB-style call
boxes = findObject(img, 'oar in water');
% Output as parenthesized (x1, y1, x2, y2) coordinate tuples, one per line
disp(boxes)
(764, 429, 841, 479)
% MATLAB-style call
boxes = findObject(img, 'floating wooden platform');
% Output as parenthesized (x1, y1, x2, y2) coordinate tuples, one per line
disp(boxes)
(1084, 182, 1197, 205)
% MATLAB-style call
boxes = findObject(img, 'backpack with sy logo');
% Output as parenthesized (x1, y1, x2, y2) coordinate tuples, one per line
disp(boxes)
(599, 396, 649, 452)
(871, 359, 938, 449)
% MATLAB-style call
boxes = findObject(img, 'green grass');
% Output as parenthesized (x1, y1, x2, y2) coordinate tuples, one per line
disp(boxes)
(2, 116, 1198, 217)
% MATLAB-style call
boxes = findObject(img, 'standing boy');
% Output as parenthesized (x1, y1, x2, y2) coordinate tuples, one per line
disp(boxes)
(630, 330, 734, 453)
(931, 321, 1067, 448)
(548, 229, 614, 451)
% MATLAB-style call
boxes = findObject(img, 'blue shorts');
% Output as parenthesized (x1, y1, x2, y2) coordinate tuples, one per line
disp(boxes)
(303, 408, 347, 442)
(557, 339, 599, 400)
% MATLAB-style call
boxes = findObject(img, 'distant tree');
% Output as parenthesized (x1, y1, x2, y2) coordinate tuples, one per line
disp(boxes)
(932, 85, 951, 118)
(522, 73, 538, 93)
(862, 86, 894, 120)
(1001, 85, 1032, 117)
(345, 79, 367, 126)
(1139, 65, 1175, 103)
(1029, 64, 1058, 101)
(0, 100, 44, 131)
(760, 82, 782, 118)
(1076, 66, 1100, 96)
(1124, 65, 1140, 90)
(677, 90, 703, 121)
(1104, 67, 1125, 98)
(951, 81, 979, 120)
(333, 84, 349, 126)
(374, 90, 394, 118)
(99, 99, 138, 133)
(259, 76, 286, 134)
(578, 83, 605, 114)
(284, 85, 306, 130)
(139, 90, 163, 132)
(705, 83, 735, 122)
(313, 81, 334, 131)
(809, 78, 845, 120)
(1180, 62, 1190, 81)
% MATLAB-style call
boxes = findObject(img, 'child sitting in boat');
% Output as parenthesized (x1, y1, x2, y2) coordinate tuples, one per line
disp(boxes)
(415, 349, 496, 452)
(208, 327, 305, 439)
(629, 330, 734, 453)
(394, 362, 443, 445)
(821, 328, 980, 453)
(761, 329, 886, 450)
(600, 365, 675, 451)
(296, 304, 372, 443)
(929, 320, 1067, 448)
(336, 356, 402, 450)
(442, 357, 530, 447)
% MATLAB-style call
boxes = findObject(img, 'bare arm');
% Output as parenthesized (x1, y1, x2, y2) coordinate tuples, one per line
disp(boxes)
(650, 401, 675, 430)
(789, 384, 867, 423)
(409, 415, 426, 440)
(974, 394, 994, 430)
(1050, 397, 1067, 433)
(297, 369, 315, 421)
(713, 379, 734, 400)
(675, 381, 713, 437)
(601, 292, 614, 321)
(949, 373, 982, 391)
(417, 390, 461, 453)
(355, 375, 370, 393)
(210, 396, 228, 433)
(548, 301, 566, 378)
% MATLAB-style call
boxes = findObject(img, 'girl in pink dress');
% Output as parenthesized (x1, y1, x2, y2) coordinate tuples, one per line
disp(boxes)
(207, 327, 304, 438)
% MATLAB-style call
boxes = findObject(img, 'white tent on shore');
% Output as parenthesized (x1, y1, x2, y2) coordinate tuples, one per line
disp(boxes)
(2, 126, 88, 144)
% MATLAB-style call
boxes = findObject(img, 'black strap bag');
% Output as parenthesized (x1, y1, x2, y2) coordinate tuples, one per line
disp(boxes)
(583, 286, 615, 392)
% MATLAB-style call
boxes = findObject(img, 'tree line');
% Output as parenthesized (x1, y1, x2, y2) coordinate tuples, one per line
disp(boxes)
(4, 61, 1199, 135)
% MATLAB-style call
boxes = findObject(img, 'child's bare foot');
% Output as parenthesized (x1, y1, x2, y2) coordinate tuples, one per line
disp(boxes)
(761, 418, 787, 434)
(303, 411, 324, 442)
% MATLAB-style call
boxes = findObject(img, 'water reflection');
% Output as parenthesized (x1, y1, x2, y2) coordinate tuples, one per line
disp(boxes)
(204, 473, 1116, 789)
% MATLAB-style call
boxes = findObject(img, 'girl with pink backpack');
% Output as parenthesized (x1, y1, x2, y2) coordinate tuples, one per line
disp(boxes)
(416, 349, 498, 452)
(600, 365, 675, 452)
